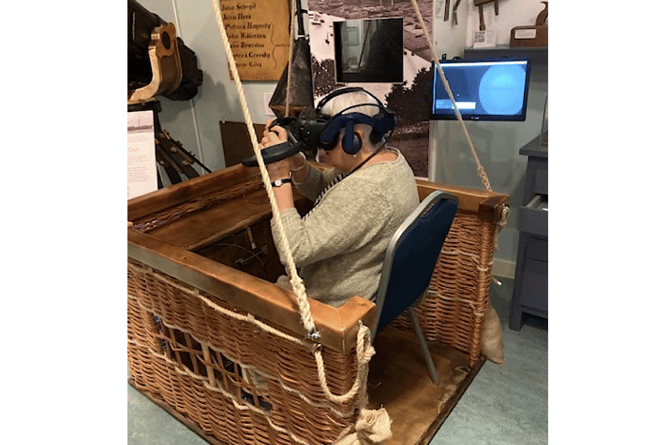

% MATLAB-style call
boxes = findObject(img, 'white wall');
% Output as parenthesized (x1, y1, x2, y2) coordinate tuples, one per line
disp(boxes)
(134, 0, 548, 274)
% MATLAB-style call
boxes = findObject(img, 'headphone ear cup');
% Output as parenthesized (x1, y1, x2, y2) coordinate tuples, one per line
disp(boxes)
(342, 120, 362, 155)
(351, 134, 362, 154)
(370, 111, 395, 143)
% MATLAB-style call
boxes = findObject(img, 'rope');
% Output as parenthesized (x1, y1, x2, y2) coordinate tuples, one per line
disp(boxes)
(313, 322, 375, 404)
(210, 0, 317, 340)
(210, 1, 378, 411)
(409, 0, 509, 285)
(409, 0, 492, 193)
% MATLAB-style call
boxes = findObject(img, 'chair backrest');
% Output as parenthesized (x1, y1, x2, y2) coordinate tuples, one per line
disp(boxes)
(371, 190, 459, 339)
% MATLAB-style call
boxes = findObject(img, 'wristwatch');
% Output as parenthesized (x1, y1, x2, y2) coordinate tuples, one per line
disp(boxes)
(271, 178, 292, 188)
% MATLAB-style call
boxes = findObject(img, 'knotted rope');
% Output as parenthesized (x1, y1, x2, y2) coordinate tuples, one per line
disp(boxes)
(210, 2, 377, 426)
(333, 408, 393, 445)
(211, 0, 317, 341)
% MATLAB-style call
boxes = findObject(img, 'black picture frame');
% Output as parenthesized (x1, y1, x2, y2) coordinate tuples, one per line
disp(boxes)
(333, 18, 404, 84)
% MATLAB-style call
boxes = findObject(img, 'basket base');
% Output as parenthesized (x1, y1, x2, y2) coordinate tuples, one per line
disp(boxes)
(128, 326, 484, 445)
(367, 326, 485, 445)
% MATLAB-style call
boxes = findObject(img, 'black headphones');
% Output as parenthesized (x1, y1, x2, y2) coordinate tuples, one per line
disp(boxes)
(296, 87, 395, 155)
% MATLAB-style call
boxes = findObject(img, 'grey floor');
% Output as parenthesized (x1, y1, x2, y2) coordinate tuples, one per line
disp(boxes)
(430, 277, 548, 445)
(128, 277, 548, 444)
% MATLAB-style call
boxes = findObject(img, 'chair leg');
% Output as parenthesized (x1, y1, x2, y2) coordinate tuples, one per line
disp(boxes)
(407, 307, 439, 385)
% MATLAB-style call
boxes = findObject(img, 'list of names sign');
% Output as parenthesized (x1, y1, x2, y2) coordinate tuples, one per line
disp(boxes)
(219, 0, 290, 81)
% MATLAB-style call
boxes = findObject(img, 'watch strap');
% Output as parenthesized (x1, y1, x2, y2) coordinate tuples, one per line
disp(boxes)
(271, 178, 292, 188)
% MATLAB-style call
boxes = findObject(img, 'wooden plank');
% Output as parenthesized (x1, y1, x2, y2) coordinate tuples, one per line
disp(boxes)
(128, 229, 376, 354)
(143, 186, 310, 251)
(415, 179, 509, 222)
(147, 188, 274, 250)
(479, 194, 510, 223)
(128, 164, 261, 221)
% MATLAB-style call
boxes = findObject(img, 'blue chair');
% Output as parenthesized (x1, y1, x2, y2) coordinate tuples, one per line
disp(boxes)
(371, 190, 459, 385)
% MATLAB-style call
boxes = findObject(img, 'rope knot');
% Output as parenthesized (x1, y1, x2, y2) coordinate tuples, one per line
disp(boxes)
(333, 408, 393, 445)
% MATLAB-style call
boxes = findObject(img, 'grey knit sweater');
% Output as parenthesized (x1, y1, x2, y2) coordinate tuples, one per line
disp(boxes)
(271, 149, 419, 307)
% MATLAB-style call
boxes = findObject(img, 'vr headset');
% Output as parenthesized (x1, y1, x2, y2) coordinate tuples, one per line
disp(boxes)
(242, 87, 395, 167)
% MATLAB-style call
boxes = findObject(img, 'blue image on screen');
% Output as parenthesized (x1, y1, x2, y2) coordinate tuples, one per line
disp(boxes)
(430, 59, 531, 121)
(479, 64, 526, 115)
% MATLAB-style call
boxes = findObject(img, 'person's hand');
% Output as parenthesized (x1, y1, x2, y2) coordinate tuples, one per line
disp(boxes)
(259, 119, 288, 148)
(259, 120, 292, 181)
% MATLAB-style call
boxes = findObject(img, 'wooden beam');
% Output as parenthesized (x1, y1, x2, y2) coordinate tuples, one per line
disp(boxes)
(128, 164, 261, 221)
(415, 179, 509, 222)
(128, 229, 376, 354)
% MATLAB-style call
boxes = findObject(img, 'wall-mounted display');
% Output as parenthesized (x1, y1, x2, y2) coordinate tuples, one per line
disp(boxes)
(430, 58, 532, 121)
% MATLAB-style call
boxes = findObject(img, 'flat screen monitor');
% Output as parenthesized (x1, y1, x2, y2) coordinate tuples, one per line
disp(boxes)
(430, 58, 531, 121)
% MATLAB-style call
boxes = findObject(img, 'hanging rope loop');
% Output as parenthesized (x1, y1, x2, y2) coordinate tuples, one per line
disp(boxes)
(210, 0, 318, 338)
(409, 0, 492, 193)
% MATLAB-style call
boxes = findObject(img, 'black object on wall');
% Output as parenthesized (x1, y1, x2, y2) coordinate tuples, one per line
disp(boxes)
(128, 0, 203, 101)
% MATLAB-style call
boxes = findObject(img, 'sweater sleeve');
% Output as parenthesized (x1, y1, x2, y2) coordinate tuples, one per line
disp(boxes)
(271, 176, 392, 268)
(294, 165, 338, 202)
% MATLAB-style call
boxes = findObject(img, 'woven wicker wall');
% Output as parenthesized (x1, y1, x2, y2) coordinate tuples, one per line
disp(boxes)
(128, 259, 362, 445)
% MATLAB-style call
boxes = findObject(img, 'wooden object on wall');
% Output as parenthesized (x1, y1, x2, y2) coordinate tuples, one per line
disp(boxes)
(452, 0, 462, 25)
(217, 0, 290, 80)
(474, 0, 500, 31)
(510, 1, 548, 48)
(219, 121, 265, 166)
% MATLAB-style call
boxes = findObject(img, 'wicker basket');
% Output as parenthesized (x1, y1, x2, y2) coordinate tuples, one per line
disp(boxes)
(127, 165, 508, 444)
(128, 259, 365, 444)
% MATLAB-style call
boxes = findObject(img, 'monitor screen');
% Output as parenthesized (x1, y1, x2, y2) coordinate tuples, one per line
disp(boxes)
(430, 58, 531, 121)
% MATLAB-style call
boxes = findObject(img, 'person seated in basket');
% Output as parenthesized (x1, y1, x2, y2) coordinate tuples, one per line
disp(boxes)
(259, 87, 419, 308)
